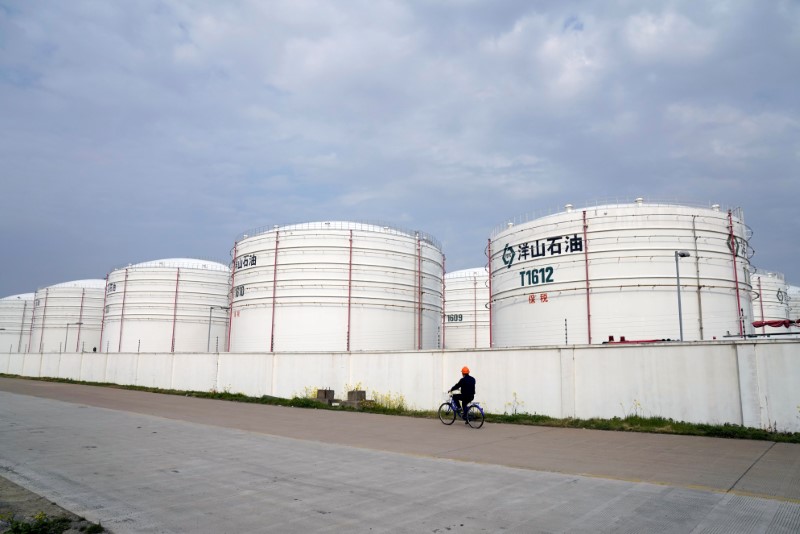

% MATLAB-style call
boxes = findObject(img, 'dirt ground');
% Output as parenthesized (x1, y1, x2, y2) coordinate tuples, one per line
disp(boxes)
(0, 474, 107, 533)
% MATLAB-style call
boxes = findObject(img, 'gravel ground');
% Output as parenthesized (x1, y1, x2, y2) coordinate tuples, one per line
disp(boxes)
(0, 474, 107, 533)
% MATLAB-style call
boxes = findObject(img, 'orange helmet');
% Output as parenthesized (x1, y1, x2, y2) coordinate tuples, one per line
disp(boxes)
(461, 366, 470, 374)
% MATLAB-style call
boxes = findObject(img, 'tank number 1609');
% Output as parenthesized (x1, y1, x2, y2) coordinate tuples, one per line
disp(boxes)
(520, 266, 554, 287)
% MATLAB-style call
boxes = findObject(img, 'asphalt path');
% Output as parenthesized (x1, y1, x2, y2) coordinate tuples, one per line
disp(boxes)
(1, 377, 798, 533)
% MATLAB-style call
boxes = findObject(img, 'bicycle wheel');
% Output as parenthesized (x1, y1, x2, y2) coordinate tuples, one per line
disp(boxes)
(438, 402, 456, 425)
(466, 405, 484, 429)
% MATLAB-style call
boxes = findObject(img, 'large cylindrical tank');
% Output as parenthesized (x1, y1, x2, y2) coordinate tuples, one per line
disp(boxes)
(790, 285, 800, 317)
(789, 285, 800, 333)
(751, 270, 790, 330)
(0, 293, 34, 353)
(444, 268, 490, 349)
(228, 221, 444, 352)
(489, 200, 754, 346)
(29, 280, 106, 353)
(101, 259, 231, 353)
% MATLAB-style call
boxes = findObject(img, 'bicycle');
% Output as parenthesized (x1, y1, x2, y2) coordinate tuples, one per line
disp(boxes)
(438, 394, 485, 428)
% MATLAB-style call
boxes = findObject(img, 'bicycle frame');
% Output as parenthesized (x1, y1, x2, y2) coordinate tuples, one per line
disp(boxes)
(447, 396, 462, 414)
(446, 394, 484, 418)
(439, 394, 485, 428)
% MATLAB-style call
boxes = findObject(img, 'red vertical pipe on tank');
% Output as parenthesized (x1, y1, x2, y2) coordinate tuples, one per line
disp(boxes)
(118, 269, 129, 352)
(99, 275, 109, 353)
(75, 289, 85, 352)
(38, 289, 49, 352)
(582, 211, 592, 344)
(473, 275, 478, 349)
(486, 239, 493, 348)
(270, 231, 280, 352)
(170, 268, 181, 353)
(441, 256, 446, 349)
(27, 294, 37, 353)
(758, 277, 765, 334)
(728, 210, 744, 336)
(346, 230, 353, 352)
(18, 300, 28, 353)
(227, 243, 237, 353)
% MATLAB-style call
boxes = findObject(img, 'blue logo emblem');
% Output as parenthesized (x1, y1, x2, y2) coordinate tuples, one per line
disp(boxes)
(502, 243, 515, 269)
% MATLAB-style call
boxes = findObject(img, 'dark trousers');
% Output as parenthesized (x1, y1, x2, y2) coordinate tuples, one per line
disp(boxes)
(453, 394, 474, 418)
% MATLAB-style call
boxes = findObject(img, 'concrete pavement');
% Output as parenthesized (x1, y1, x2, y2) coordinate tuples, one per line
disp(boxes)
(1, 377, 799, 532)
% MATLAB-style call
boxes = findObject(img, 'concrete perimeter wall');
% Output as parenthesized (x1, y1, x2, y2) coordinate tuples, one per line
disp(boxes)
(1, 341, 798, 432)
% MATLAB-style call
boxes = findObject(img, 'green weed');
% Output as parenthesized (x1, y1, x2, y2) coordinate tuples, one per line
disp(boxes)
(2, 511, 74, 534)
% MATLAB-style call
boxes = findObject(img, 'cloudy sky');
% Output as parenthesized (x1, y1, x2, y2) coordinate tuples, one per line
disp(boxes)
(1, 0, 798, 297)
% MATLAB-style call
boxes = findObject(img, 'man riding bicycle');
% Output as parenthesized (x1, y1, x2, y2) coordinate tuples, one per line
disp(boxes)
(449, 366, 476, 424)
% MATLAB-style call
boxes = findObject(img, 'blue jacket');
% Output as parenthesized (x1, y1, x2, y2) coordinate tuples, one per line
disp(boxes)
(450, 374, 476, 397)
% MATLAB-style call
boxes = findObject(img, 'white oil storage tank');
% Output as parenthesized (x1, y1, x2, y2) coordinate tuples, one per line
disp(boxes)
(0, 293, 34, 353)
(750, 270, 799, 337)
(789, 285, 800, 333)
(101, 259, 231, 353)
(444, 268, 490, 349)
(789, 285, 800, 317)
(228, 221, 444, 352)
(489, 200, 754, 346)
(28, 280, 105, 353)
(751, 270, 790, 328)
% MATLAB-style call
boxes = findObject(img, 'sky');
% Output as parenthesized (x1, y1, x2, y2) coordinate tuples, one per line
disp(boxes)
(1, 0, 798, 298)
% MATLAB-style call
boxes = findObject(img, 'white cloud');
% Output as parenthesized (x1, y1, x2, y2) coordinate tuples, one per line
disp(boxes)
(585, 111, 640, 137)
(665, 103, 799, 162)
(537, 31, 604, 99)
(479, 13, 607, 101)
(624, 11, 716, 62)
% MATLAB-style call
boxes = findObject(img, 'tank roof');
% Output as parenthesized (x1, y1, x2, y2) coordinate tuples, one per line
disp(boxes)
(492, 198, 745, 238)
(0, 293, 35, 301)
(236, 220, 442, 250)
(445, 268, 488, 279)
(45, 279, 107, 290)
(751, 269, 785, 280)
(120, 258, 230, 272)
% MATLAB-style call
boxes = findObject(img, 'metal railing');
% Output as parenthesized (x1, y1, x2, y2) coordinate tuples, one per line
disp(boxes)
(108, 257, 230, 273)
(234, 220, 442, 250)
(489, 198, 747, 238)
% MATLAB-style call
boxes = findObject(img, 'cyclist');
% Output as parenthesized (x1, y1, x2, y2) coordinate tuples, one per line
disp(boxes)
(448, 366, 476, 424)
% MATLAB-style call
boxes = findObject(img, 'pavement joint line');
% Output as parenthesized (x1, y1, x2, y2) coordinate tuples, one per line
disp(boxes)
(726, 441, 776, 492)
(726, 488, 800, 505)
(578, 472, 800, 505)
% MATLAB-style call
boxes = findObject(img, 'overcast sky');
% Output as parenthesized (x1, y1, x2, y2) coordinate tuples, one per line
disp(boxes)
(1, 0, 798, 297)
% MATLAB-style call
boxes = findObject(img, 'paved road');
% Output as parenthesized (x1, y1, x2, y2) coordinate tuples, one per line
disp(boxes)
(1, 377, 798, 533)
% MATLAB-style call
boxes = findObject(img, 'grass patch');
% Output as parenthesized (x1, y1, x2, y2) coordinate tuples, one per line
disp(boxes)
(0, 511, 103, 534)
(3, 373, 798, 443)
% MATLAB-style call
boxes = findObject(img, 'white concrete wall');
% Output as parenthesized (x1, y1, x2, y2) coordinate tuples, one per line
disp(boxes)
(81, 353, 108, 384)
(571, 344, 738, 423)
(217, 353, 273, 396)
(106, 353, 138, 386)
(752, 342, 799, 431)
(2, 341, 799, 432)
(171, 353, 218, 392)
(56, 353, 82, 380)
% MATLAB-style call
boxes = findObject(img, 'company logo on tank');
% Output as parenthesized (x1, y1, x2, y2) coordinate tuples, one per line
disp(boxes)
(501, 234, 584, 269)
(235, 255, 257, 269)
